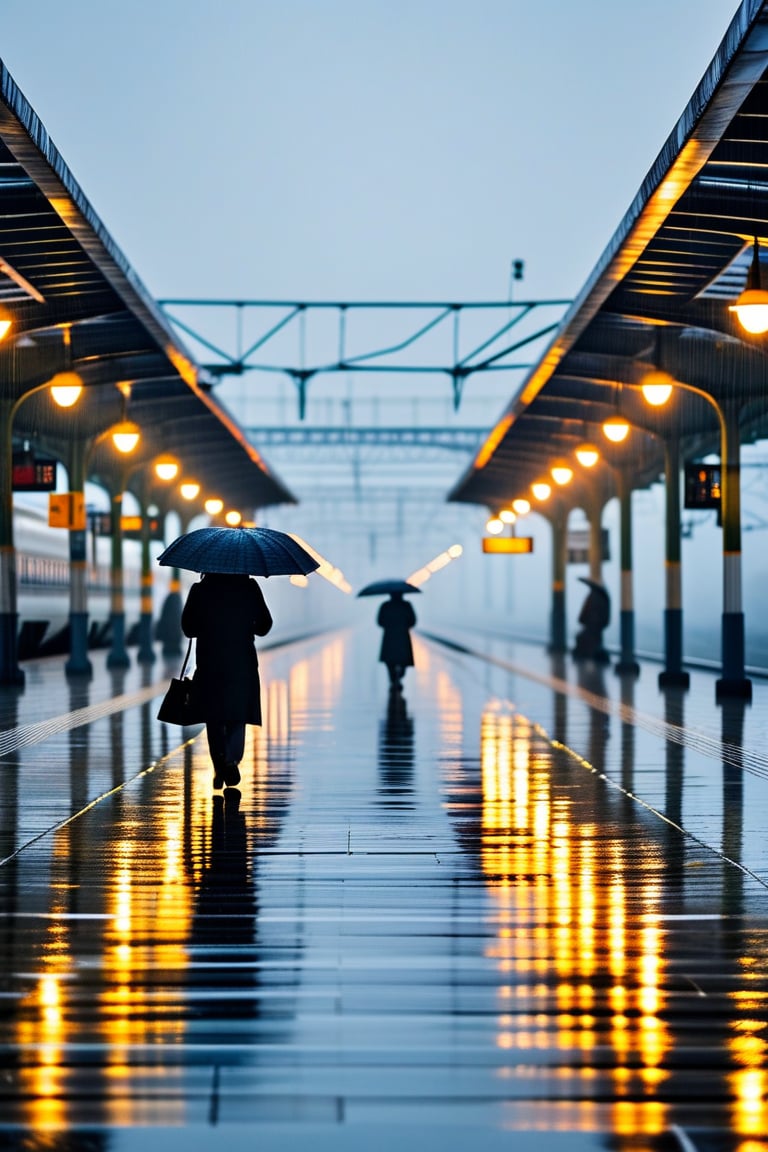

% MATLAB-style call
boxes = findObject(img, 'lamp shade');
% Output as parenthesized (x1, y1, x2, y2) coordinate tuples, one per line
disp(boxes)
(575, 443, 599, 467)
(154, 454, 180, 481)
(602, 415, 629, 443)
(180, 480, 201, 500)
(729, 237, 768, 335)
(111, 420, 141, 454)
(729, 288, 768, 335)
(49, 370, 83, 408)
(641, 368, 675, 407)
(550, 462, 574, 485)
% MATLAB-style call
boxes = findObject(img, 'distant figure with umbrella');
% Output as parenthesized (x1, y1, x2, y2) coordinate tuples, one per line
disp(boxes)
(358, 579, 420, 690)
(572, 576, 610, 663)
(158, 525, 319, 789)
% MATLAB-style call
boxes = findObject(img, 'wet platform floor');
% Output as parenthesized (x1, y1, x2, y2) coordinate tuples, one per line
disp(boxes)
(0, 628, 767, 1150)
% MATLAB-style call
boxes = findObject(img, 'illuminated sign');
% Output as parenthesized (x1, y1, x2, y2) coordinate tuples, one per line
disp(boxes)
(48, 492, 86, 530)
(482, 536, 533, 554)
(121, 515, 163, 541)
(566, 527, 610, 564)
(684, 463, 721, 509)
(87, 512, 163, 541)
(12, 451, 57, 491)
(88, 511, 113, 536)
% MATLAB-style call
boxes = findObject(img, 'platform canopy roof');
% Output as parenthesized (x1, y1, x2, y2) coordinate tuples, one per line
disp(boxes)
(449, 0, 768, 512)
(0, 60, 295, 513)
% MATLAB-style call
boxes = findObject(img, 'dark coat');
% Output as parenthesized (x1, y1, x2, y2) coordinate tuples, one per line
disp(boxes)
(578, 588, 610, 630)
(181, 574, 272, 726)
(377, 595, 416, 667)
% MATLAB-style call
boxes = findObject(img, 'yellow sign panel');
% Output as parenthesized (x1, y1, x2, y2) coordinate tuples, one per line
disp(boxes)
(482, 536, 533, 554)
(48, 492, 86, 530)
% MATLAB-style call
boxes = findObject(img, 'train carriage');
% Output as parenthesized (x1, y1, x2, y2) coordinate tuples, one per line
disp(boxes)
(14, 500, 143, 659)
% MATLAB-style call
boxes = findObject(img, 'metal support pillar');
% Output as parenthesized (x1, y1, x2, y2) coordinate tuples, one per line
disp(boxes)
(156, 507, 190, 659)
(716, 399, 751, 700)
(0, 395, 23, 685)
(136, 500, 156, 663)
(65, 437, 92, 677)
(615, 470, 640, 677)
(659, 439, 689, 689)
(548, 506, 567, 653)
(586, 492, 610, 664)
(107, 484, 130, 669)
(588, 499, 603, 585)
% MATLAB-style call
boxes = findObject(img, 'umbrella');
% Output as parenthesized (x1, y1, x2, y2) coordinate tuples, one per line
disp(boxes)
(577, 576, 609, 596)
(357, 579, 422, 597)
(157, 526, 320, 577)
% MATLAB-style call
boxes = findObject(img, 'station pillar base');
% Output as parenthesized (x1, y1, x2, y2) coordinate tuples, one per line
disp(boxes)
(615, 659, 640, 678)
(659, 669, 690, 690)
(715, 677, 752, 702)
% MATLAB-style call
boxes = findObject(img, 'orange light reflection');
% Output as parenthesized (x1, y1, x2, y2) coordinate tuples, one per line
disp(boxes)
(478, 703, 673, 1132)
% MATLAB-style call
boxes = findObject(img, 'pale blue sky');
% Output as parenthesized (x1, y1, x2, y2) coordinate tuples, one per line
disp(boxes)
(0, 0, 740, 302)
(1, 0, 753, 634)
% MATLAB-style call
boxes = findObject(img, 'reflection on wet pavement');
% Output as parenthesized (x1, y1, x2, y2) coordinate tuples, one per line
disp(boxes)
(0, 631, 767, 1148)
(377, 687, 415, 807)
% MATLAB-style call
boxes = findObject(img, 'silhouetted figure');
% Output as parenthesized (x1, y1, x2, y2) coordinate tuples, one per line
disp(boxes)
(573, 580, 610, 662)
(181, 573, 272, 789)
(377, 591, 416, 689)
(155, 588, 183, 657)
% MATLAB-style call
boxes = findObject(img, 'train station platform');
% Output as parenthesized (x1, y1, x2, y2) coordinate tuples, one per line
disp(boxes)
(1, 627, 767, 1150)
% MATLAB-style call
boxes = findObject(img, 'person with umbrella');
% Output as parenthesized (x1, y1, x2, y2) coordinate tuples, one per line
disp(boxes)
(572, 576, 611, 663)
(158, 525, 319, 789)
(358, 579, 420, 691)
(181, 572, 272, 788)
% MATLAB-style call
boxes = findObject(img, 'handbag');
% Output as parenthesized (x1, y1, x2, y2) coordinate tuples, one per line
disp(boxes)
(157, 639, 203, 725)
